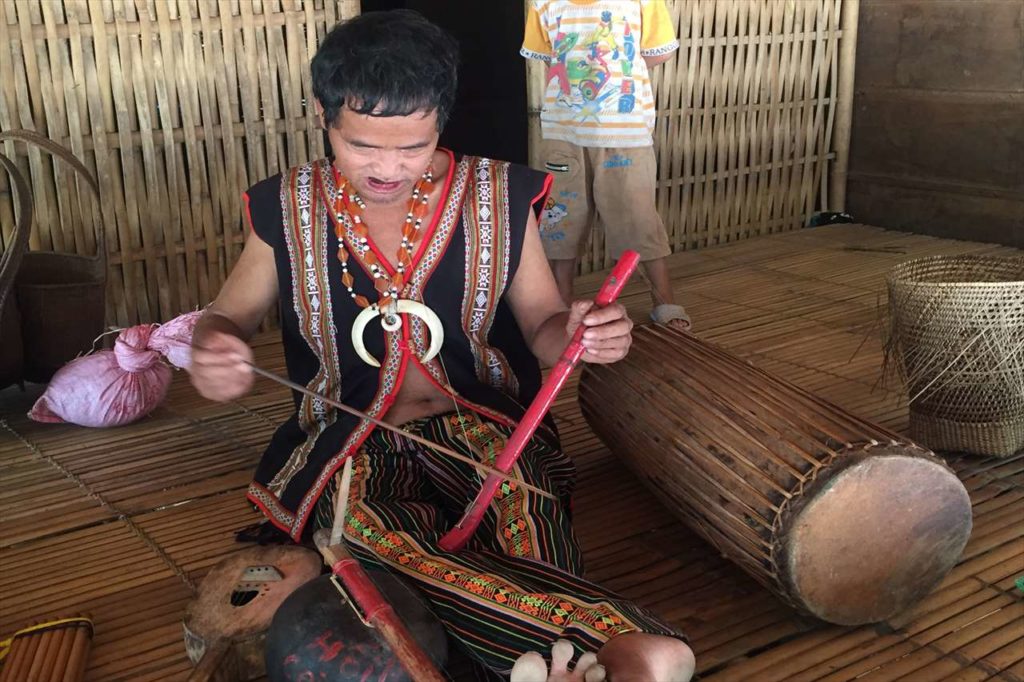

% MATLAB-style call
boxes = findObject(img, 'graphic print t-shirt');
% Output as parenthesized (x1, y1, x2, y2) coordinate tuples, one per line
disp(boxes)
(522, 0, 678, 148)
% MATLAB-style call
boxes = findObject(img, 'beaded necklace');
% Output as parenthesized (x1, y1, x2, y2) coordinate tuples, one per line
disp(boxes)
(332, 166, 434, 312)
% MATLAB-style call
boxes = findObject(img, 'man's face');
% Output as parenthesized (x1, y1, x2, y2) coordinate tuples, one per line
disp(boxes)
(321, 103, 440, 208)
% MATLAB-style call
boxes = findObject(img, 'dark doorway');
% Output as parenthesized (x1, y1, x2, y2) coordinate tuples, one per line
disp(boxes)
(358, 0, 530, 164)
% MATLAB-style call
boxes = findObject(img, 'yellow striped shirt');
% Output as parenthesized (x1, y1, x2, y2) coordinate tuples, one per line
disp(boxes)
(522, 0, 678, 148)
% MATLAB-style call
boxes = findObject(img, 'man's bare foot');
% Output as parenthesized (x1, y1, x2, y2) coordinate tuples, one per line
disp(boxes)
(510, 639, 606, 682)
(597, 632, 695, 682)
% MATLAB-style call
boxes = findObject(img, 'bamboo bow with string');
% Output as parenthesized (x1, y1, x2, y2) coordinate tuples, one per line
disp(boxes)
(243, 362, 556, 502)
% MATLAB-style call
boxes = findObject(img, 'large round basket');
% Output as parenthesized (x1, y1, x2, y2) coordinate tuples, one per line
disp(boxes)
(0, 129, 107, 384)
(887, 255, 1024, 457)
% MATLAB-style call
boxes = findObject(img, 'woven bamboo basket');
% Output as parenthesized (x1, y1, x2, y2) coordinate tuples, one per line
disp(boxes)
(887, 255, 1024, 457)
(0, 130, 106, 383)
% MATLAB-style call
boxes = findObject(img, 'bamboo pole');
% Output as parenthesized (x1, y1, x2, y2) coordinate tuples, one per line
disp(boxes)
(9, 629, 42, 681)
(50, 625, 78, 682)
(0, 633, 31, 682)
(24, 627, 57, 681)
(829, 0, 860, 211)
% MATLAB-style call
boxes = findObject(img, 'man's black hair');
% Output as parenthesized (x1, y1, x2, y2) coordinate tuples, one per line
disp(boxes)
(311, 10, 459, 130)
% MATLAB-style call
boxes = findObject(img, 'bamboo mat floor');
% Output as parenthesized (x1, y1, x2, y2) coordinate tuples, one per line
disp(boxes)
(1, 224, 1021, 681)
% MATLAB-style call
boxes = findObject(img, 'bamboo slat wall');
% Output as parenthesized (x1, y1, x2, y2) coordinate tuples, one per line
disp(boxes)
(0, 0, 359, 326)
(526, 0, 859, 274)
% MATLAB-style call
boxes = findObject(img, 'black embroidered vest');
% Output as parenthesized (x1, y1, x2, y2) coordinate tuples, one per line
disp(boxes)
(243, 152, 553, 539)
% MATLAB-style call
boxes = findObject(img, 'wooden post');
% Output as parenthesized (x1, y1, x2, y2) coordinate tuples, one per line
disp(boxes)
(524, 0, 545, 171)
(526, 61, 546, 172)
(830, 0, 860, 212)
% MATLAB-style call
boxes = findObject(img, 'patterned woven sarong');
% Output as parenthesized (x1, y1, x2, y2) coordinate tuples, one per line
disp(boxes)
(314, 411, 684, 677)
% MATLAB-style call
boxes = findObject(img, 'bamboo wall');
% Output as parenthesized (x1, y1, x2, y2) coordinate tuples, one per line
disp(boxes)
(0, 0, 860, 325)
(0, 0, 359, 327)
(526, 0, 859, 274)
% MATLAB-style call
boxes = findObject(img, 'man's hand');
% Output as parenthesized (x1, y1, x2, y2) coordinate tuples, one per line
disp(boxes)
(567, 300, 633, 364)
(188, 328, 255, 401)
(186, 231, 278, 402)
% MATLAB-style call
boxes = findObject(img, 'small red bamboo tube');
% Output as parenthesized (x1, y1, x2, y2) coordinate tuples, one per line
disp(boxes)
(438, 251, 640, 552)
(317, 540, 446, 682)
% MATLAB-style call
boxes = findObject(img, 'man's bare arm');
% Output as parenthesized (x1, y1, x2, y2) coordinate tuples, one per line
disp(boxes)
(196, 234, 279, 341)
(189, 233, 279, 401)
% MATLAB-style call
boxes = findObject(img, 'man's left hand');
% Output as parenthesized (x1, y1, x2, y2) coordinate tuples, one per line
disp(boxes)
(567, 301, 633, 364)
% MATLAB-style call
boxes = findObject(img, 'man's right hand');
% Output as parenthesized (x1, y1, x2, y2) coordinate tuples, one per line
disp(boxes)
(186, 233, 278, 402)
(188, 329, 255, 402)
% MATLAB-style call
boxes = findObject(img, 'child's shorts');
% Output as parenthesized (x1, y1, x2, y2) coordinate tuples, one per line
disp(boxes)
(537, 139, 671, 261)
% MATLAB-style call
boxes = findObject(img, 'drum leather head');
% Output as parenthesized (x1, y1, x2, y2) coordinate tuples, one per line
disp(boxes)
(780, 449, 972, 625)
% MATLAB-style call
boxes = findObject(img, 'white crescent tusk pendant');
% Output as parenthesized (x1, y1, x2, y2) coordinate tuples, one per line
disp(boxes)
(351, 299, 445, 368)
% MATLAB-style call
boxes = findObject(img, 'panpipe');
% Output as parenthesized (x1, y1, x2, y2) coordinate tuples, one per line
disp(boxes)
(0, 617, 92, 682)
(579, 325, 973, 625)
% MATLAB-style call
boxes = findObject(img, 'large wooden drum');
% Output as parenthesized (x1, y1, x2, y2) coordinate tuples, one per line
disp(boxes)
(579, 325, 973, 625)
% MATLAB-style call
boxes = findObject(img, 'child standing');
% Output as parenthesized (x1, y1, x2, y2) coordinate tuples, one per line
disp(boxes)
(522, 0, 691, 329)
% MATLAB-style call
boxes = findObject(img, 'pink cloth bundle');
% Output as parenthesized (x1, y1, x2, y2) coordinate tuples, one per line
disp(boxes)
(28, 310, 202, 427)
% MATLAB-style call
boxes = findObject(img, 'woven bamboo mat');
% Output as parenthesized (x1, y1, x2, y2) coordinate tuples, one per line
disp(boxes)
(1, 225, 1021, 681)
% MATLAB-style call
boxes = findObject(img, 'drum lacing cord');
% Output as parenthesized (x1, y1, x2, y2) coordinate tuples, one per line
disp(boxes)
(1, 418, 197, 593)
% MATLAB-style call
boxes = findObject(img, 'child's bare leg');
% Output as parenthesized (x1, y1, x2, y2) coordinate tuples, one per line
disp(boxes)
(549, 258, 577, 306)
